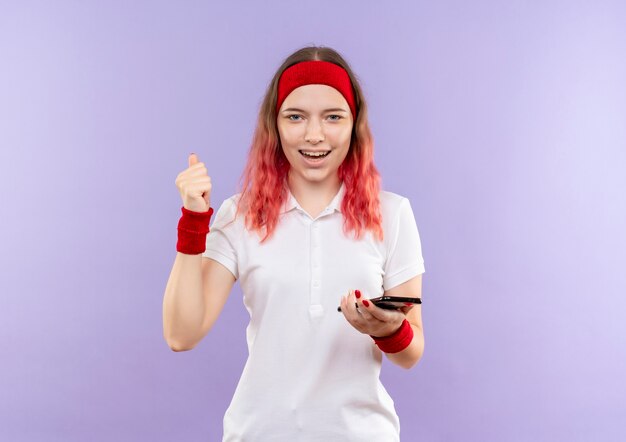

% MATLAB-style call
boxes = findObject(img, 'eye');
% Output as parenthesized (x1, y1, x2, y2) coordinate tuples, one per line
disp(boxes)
(328, 115, 342, 121)
(287, 115, 302, 121)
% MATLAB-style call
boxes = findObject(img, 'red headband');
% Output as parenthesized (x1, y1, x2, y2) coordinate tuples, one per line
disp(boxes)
(276, 60, 357, 119)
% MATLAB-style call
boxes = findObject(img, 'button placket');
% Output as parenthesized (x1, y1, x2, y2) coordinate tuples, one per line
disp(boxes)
(310, 222, 321, 305)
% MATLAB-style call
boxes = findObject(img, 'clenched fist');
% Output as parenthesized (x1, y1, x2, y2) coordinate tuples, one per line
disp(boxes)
(175, 153, 212, 213)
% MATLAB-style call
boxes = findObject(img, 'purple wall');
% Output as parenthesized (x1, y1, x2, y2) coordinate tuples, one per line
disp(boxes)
(1, 1, 625, 440)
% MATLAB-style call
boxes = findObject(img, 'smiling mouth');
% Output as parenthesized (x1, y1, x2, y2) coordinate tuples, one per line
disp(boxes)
(299, 150, 331, 159)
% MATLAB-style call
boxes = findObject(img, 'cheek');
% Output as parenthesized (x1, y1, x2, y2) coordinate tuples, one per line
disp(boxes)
(279, 127, 301, 147)
(330, 125, 352, 142)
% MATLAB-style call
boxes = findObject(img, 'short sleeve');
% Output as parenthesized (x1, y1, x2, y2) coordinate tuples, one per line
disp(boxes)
(202, 197, 239, 280)
(382, 197, 425, 291)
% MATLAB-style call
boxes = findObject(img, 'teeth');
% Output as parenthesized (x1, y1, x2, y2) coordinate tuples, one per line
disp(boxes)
(301, 151, 330, 157)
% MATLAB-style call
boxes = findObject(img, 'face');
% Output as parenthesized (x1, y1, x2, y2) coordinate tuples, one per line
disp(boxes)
(277, 84, 354, 186)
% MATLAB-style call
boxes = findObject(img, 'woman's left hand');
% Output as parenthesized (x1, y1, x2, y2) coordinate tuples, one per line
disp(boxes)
(340, 289, 413, 337)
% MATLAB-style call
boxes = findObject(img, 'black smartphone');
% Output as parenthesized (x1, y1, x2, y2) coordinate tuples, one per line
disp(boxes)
(337, 296, 421, 312)
(369, 296, 421, 310)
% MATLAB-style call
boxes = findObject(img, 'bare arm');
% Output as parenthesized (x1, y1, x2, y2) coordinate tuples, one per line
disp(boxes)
(162, 253, 236, 351)
(383, 274, 424, 369)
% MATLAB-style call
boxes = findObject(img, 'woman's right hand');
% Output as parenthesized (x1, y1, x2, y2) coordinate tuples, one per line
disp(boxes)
(175, 153, 212, 213)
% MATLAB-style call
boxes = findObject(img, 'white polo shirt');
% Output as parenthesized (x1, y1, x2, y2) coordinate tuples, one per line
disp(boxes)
(202, 181, 425, 441)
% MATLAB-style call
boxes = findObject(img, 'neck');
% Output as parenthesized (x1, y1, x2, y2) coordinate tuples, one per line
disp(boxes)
(287, 174, 342, 212)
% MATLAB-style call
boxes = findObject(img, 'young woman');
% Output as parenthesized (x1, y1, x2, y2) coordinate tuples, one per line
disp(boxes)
(163, 45, 426, 441)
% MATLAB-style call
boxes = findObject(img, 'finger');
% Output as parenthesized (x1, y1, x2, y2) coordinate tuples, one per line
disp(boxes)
(345, 290, 361, 321)
(357, 303, 375, 321)
(179, 173, 211, 182)
(176, 178, 211, 194)
(185, 182, 212, 194)
(399, 304, 414, 315)
(354, 291, 377, 322)
(180, 166, 208, 181)
(184, 163, 208, 173)
(189, 153, 198, 168)
(362, 299, 396, 322)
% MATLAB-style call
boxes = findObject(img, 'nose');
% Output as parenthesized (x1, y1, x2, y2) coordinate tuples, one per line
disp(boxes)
(304, 119, 325, 144)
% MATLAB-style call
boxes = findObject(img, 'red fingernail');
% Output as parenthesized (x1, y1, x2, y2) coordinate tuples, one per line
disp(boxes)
(355, 290, 361, 299)
(405, 302, 412, 306)
(363, 300, 370, 307)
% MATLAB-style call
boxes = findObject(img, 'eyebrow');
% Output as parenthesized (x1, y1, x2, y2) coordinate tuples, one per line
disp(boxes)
(281, 107, 348, 114)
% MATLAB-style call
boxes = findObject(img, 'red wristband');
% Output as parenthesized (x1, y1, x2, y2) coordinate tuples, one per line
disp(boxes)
(176, 206, 214, 255)
(371, 319, 414, 353)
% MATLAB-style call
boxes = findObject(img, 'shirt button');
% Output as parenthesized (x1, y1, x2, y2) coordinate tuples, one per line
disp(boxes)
(313, 262, 319, 268)
(313, 280, 320, 287)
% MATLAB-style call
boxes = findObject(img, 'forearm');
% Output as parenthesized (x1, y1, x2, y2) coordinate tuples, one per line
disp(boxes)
(384, 324, 424, 369)
(162, 252, 205, 350)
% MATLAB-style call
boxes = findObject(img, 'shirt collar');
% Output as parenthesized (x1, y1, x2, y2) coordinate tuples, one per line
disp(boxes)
(281, 181, 346, 215)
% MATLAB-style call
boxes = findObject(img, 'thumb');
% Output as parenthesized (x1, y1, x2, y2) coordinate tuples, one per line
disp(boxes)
(188, 152, 198, 168)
